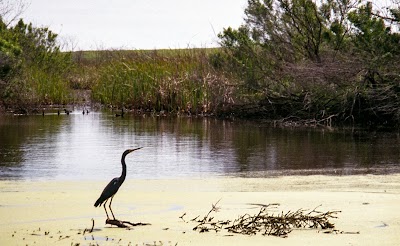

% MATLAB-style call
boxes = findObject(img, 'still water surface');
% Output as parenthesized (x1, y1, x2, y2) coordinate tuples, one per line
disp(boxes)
(1, 112, 400, 181)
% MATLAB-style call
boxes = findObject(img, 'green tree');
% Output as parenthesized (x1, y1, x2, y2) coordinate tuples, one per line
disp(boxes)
(348, 2, 400, 58)
(0, 18, 72, 107)
(0, 17, 21, 82)
(218, 0, 400, 127)
(217, 0, 339, 94)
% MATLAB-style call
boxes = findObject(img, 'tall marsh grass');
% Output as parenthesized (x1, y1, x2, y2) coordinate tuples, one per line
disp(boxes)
(88, 49, 235, 114)
(2, 63, 72, 108)
(28, 65, 71, 104)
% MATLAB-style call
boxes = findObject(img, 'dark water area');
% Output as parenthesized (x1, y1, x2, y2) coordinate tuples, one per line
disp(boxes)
(0, 111, 400, 181)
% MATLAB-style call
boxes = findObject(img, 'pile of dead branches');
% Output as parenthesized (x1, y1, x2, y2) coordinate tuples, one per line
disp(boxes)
(188, 201, 340, 238)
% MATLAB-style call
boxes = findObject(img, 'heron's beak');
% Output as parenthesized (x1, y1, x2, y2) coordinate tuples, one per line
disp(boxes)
(128, 147, 143, 153)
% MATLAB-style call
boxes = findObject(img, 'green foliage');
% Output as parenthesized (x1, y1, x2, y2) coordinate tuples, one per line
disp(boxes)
(280, 0, 325, 61)
(218, 26, 274, 93)
(348, 2, 400, 56)
(217, 0, 400, 127)
(0, 18, 21, 81)
(318, 0, 359, 51)
(217, 0, 337, 95)
(0, 18, 73, 107)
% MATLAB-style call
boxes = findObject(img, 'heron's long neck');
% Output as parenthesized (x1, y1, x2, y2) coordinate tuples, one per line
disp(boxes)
(119, 154, 127, 184)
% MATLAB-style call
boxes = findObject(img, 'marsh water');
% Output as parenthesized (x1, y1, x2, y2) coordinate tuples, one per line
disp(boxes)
(1, 111, 400, 181)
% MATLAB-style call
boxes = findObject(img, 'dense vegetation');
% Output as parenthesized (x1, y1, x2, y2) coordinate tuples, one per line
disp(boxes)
(71, 49, 236, 114)
(0, 17, 72, 111)
(1, 0, 400, 128)
(216, 0, 400, 128)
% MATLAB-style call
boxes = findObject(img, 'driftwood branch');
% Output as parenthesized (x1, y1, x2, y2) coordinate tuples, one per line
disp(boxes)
(105, 219, 151, 228)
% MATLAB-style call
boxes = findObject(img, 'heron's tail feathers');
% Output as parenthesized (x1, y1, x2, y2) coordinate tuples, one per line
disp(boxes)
(94, 197, 103, 207)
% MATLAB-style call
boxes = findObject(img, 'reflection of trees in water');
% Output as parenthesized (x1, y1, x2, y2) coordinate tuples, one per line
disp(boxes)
(226, 127, 400, 174)
(0, 115, 64, 179)
(2, 114, 399, 180)
(157, 118, 400, 174)
(126, 117, 400, 175)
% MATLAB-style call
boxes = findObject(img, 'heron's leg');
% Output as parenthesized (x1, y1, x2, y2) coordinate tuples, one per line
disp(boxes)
(109, 195, 116, 220)
(103, 199, 110, 219)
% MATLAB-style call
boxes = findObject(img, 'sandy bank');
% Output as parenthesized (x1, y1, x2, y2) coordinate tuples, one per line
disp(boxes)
(1, 174, 399, 245)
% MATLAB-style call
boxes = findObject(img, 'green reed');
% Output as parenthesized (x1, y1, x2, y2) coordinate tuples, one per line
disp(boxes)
(90, 49, 235, 114)
(29, 65, 71, 104)
(2, 64, 71, 108)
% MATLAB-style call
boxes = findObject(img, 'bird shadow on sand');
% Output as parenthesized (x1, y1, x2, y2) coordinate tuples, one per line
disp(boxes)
(105, 219, 151, 228)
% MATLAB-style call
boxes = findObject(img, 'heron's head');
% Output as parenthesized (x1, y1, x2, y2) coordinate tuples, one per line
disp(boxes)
(123, 147, 143, 157)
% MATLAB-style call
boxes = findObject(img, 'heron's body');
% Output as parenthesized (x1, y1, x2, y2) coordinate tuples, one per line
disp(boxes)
(94, 177, 123, 207)
(94, 147, 142, 220)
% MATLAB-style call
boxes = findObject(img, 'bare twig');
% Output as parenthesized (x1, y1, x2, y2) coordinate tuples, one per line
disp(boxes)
(179, 212, 187, 222)
(83, 218, 95, 235)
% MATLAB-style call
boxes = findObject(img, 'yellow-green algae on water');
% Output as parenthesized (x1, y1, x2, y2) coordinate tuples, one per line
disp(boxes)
(1, 175, 400, 245)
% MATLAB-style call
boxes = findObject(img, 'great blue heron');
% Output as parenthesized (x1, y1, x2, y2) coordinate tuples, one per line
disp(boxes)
(94, 147, 143, 220)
